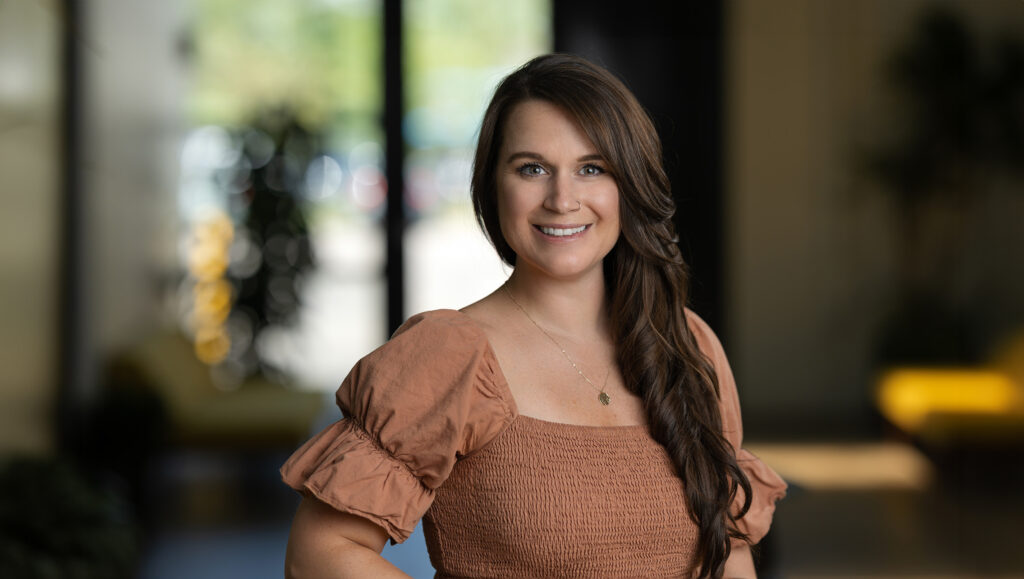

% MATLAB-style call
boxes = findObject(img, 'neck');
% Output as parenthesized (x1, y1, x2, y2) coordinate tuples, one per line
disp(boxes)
(503, 267, 610, 340)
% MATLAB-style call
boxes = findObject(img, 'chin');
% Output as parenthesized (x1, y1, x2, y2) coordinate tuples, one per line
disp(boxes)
(522, 258, 605, 281)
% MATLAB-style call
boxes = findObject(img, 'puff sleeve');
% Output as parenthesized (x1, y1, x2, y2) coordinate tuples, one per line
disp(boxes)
(280, 310, 516, 543)
(686, 310, 787, 545)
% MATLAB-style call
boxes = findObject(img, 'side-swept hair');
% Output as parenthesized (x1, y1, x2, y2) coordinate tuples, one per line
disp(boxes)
(471, 53, 752, 577)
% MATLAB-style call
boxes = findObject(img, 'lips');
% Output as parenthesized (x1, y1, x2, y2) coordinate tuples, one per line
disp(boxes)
(534, 224, 589, 237)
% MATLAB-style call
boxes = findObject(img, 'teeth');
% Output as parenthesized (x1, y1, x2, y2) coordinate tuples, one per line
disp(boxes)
(540, 225, 587, 237)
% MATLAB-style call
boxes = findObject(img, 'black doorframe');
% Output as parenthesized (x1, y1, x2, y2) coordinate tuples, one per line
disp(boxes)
(57, 0, 87, 454)
(553, 1, 726, 333)
(384, 0, 406, 335)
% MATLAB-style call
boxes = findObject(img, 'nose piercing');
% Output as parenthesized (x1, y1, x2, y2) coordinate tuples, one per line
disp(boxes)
(571, 200, 582, 212)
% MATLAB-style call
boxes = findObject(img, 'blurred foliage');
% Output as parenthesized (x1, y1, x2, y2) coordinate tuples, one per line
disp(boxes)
(188, 0, 550, 150)
(0, 457, 138, 579)
(404, 0, 552, 149)
(226, 110, 318, 379)
(870, 6, 1024, 208)
(187, 0, 381, 130)
(405, 0, 550, 76)
(866, 6, 1024, 365)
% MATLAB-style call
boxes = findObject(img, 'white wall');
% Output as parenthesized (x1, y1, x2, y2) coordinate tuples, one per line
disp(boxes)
(82, 0, 186, 390)
(0, 0, 188, 454)
(0, 0, 62, 453)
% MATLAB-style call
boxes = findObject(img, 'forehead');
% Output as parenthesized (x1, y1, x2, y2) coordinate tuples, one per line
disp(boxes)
(499, 100, 599, 156)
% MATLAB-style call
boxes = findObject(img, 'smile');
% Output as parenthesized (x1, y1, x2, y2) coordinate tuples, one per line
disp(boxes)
(535, 224, 589, 237)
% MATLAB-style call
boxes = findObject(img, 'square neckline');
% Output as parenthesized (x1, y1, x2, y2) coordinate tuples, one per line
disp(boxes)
(443, 308, 649, 430)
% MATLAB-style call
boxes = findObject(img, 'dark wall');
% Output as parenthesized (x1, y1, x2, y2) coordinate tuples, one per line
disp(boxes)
(554, 2, 726, 333)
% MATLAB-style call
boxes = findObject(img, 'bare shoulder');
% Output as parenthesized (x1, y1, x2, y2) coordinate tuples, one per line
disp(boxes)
(458, 289, 534, 381)
(459, 290, 514, 337)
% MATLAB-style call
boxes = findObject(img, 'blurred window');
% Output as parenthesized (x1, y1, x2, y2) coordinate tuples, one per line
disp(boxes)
(404, 0, 551, 314)
(180, 0, 550, 392)
(181, 0, 384, 391)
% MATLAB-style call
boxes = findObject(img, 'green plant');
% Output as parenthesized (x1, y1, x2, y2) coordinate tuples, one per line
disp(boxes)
(866, 6, 1024, 364)
(0, 456, 139, 579)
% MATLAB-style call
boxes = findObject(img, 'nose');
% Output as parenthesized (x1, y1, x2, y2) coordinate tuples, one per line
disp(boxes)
(542, 172, 579, 213)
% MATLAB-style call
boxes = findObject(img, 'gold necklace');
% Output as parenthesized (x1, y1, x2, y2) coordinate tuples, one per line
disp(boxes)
(503, 285, 613, 406)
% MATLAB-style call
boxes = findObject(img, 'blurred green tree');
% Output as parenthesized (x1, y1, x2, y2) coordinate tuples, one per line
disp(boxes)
(867, 6, 1024, 365)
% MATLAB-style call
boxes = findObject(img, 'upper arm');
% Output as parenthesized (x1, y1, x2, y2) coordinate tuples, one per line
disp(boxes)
(286, 496, 389, 570)
(723, 542, 757, 578)
(290, 495, 389, 552)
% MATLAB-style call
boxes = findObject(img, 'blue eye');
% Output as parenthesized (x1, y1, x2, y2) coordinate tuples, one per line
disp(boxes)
(580, 164, 605, 176)
(517, 163, 547, 177)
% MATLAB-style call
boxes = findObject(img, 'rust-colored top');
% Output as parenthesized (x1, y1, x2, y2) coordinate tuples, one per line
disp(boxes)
(281, 309, 786, 578)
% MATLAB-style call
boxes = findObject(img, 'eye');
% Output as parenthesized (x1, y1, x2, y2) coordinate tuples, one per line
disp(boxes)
(516, 163, 547, 177)
(579, 164, 606, 176)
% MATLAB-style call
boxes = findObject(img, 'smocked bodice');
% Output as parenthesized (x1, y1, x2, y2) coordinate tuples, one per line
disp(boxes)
(424, 415, 697, 578)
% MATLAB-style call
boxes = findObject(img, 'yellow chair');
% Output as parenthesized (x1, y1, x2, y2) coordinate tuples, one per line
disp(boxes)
(876, 330, 1024, 446)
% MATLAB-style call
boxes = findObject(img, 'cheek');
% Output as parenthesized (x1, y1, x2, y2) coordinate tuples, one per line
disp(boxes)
(495, 182, 522, 241)
(497, 178, 535, 216)
(600, 186, 621, 228)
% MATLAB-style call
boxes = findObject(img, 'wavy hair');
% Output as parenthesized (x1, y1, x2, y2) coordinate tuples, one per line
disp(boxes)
(470, 53, 752, 577)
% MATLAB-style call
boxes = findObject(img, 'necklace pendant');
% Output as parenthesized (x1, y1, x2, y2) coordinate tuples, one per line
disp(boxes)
(598, 392, 611, 406)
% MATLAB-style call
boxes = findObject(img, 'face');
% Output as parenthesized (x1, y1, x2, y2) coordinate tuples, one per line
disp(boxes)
(496, 99, 621, 283)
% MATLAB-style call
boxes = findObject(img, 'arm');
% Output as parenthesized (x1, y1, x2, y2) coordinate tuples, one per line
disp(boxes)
(723, 542, 757, 578)
(285, 496, 412, 579)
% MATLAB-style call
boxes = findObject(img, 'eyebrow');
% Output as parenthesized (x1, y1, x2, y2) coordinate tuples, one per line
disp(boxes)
(505, 151, 605, 164)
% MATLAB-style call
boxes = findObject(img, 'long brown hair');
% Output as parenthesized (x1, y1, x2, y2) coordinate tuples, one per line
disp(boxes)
(471, 53, 752, 577)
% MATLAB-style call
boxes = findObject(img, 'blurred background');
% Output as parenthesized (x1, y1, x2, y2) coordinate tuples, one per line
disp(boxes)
(2, 0, 1023, 577)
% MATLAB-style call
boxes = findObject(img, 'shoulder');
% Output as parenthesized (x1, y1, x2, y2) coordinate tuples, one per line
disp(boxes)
(684, 307, 740, 404)
(336, 309, 517, 479)
(392, 308, 487, 341)
(341, 308, 515, 424)
(370, 309, 494, 369)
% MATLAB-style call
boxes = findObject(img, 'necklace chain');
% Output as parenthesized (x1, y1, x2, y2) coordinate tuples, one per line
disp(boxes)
(502, 285, 612, 406)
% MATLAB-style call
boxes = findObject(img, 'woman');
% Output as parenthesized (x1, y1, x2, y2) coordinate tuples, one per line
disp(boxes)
(282, 54, 786, 578)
